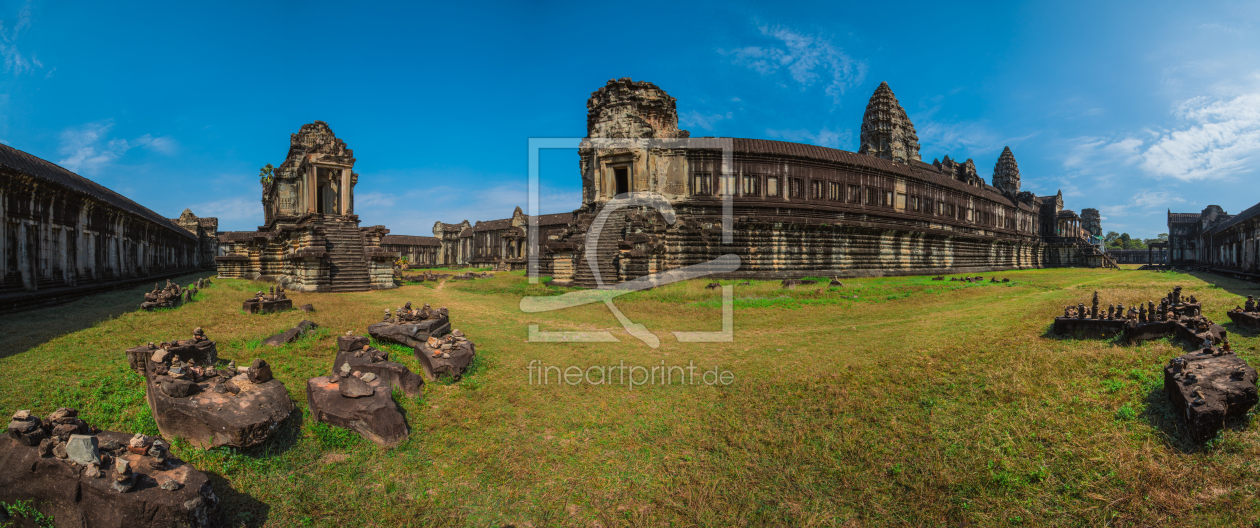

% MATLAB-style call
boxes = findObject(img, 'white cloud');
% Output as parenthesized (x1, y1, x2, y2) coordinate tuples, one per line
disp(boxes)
(0, 1, 41, 75)
(1138, 93, 1260, 181)
(679, 110, 733, 131)
(721, 24, 866, 105)
(765, 127, 851, 150)
(56, 121, 178, 174)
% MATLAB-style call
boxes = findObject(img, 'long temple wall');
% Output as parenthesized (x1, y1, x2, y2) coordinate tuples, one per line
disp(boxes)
(1, 146, 214, 313)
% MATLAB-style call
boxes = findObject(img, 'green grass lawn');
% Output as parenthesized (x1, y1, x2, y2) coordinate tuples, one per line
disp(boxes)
(1, 267, 1258, 527)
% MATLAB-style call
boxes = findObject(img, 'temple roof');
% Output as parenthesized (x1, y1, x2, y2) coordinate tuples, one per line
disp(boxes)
(1168, 212, 1202, 223)
(1211, 200, 1260, 234)
(0, 142, 195, 240)
(382, 235, 440, 246)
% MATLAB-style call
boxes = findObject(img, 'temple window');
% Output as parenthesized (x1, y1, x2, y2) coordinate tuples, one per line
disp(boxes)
(766, 176, 781, 197)
(692, 173, 711, 196)
(848, 185, 860, 203)
(828, 182, 842, 201)
(741, 175, 760, 196)
(789, 178, 804, 198)
(811, 181, 824, 200)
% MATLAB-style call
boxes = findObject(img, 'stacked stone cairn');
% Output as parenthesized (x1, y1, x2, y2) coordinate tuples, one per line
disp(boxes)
(1227, 295, 1260, 330)
(415, 329, 477, 381)
(306, 333, 416, 446)
(450, 271, 493, 280)
(141, 279, 190, 311)
(126, 328, 294, 449)
(1053, 287, 1226, 344)
(368, 301, 451, 348)
(3, 409, 222, 525)
(1163, 343, 1258, 442)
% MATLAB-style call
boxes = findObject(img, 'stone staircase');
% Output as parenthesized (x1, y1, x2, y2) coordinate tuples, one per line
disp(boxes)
(323, 221, 370, 292)
(570, 210, 627, 289)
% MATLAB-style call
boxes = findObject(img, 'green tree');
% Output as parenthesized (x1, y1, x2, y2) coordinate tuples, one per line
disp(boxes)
(1104, 231, 1121, 248)
(259, 163, 275, 183)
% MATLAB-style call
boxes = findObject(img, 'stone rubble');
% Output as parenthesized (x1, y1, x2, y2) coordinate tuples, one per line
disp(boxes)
(0, 409, 223, 525)
(1163, 346, 1259, 442)
(243, 285, 294, 314)
(263, 319, 318, 347)
(414, 329, 477, 381)
(368, 301, 451, 348)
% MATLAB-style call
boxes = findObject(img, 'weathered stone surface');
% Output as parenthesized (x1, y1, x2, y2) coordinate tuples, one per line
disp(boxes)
(300, 303, 315, 312)
(0, 431, 222, 527)
(65, 434, 100, 466)
(306, 377, 407, 447)
(338, 376, 375, 398)
(1164, 349, 1259, 442)
(414, 334, 476, 381)
(247, 359, 273, 384)
(146, 369, 292, 450)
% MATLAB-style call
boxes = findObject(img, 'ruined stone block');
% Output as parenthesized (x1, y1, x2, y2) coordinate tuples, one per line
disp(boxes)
(0, 429, 221, 526)
(306, 376, 407, 447)
(1163, 349, 1258, 442)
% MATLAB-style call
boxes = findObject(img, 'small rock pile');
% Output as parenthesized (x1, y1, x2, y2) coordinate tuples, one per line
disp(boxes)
(3, 409, 222, 525)
(141, 279, 200, 311)
(414, 329, 477, 381)
(949, 276, 985, 283)
(450, 271, 493, 280)
(243, 286, 294, 314)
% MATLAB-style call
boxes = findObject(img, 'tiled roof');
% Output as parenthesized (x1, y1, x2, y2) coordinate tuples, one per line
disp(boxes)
(458, 227, 473, 237)
(474, 218, 512, 231)
(1211, 200, 1260, 234)
(219, 231, 269, 242)
(532, 212, 573, 226)
(1168, 212, 1201, 223)
(382, 235, 440, 246)
(0, 142, 195, 240)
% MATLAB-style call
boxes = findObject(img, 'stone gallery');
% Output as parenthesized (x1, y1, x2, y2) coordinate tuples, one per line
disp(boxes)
(1168, 201, 1260, 278)
(0, 143, 218, 313)
(502, 78, 1111, 287)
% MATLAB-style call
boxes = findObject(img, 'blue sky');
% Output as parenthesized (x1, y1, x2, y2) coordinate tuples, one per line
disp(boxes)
(2, 1, 1258, 239)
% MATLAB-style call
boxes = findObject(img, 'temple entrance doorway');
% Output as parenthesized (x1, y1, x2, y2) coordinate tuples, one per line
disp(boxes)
(614, 167, 628, 196)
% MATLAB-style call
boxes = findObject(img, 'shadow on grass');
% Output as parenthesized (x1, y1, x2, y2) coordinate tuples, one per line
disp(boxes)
(0, 272, 214, 359)
(202, 470, 271, 528)
(1182, 270, 1260, 299)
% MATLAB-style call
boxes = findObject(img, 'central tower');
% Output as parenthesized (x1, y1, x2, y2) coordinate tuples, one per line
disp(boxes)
(858, 82, 921, 163)
(261, 121, 358, 228)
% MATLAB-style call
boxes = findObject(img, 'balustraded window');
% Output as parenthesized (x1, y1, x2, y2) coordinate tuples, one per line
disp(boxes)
(741, 175, 760, 196)
(766, 176, 780, 197)
(692, 173, 711, 196)
(828, 182, 842, 201)
(789, 178, 804, 198)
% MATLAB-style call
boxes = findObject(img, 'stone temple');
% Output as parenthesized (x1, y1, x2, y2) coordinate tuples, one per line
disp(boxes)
(215, 122, 397, 291)
(519, 78, 1106, 287)
(1168, 203, 1260, 278)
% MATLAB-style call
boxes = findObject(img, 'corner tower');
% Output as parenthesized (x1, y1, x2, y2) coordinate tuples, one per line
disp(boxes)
(858, 82, 921, 163)
(992, 146, 1021, 196)
(586, 78, 690, 139)
(261, 121, 358, 229)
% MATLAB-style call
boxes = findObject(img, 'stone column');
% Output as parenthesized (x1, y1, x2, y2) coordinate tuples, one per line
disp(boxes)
(340, 168, 351, 215)
(307, 165, 318, 214)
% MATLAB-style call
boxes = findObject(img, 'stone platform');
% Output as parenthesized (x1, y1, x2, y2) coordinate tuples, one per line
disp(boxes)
(1, 421, 222, 526)
(1227, 310, 1260, 331)
(367, 303, 450, 348)
(243, 298, 293, 314)
(1163, 348, 1258, 442)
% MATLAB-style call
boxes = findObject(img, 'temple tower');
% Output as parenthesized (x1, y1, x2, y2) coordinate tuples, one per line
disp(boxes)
(992, 146, 1021, 196)
(581, 78, 691, 205)
(261, 121, 358, 229)
(858, 82, 921, 163)
(586, 78, 689, 139)
(1081, 208, 1101, 238)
